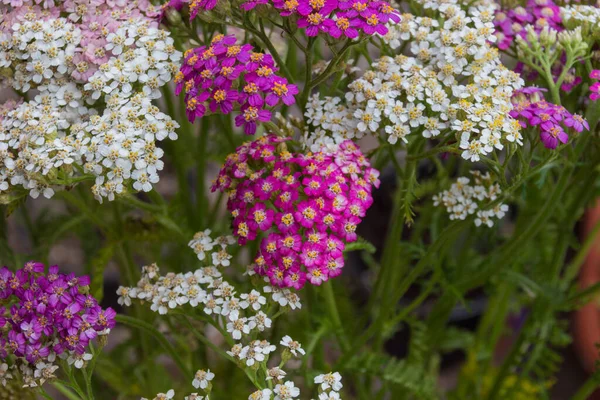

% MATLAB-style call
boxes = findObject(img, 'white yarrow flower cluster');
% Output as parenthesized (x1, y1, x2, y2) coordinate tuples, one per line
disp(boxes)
(303, 0, 524, 162)
(0, 18, 181, 202)
(561, 5, 600, 34)
(433, 171, 508, 227)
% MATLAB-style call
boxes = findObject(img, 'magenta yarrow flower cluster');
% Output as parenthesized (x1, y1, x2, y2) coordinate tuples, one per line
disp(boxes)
(590, 70, 600, 101)
(510, 87, 589, 149)
(495, 0, 563, 50)
(181, 0, 401, 39)
(176, 34, 298, 134)
(211, 135, 380, 289)
(242, 0, 400, 38)
(0, 262, 115, 386)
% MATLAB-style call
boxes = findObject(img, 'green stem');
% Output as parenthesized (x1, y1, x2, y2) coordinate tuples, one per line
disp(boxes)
(323, 280, 350, 352)
(563, 219, 600, 286)
(52, 381, 83, 400)
(196, 120, 209, 229)
(571, 373, 600, 400)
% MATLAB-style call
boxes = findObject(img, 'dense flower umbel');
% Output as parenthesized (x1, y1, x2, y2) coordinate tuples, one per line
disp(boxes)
(0, 0, 161, 87)
(0, 16, 181, 202)
(236, 0, 401, 38)
(305, 0, 524, 162)
(433, 171, 508, 228)
(0, 262, 115, 388)
(211, 135, 379, 289)
(510, 87, 589, 149)
(176, 34, 298, 134)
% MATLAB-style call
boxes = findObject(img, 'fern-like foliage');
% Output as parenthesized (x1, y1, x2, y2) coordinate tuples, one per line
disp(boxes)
(345, 320, 439, 399)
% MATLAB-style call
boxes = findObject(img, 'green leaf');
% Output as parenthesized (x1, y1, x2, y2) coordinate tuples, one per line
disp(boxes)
(4, 193, 27, 217)
(344, 235, 376, 254)
(115, 314, 193, 381)
(90, 243, 115, 303)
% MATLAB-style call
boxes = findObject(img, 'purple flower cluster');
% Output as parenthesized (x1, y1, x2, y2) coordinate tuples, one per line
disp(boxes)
(0, 262, 115, 372)
(241, 0, 400, 38)
(590, 70, 600, 101)
(510, 87, 589, 149)
(176, 34, 298, 135)
(211, 135, 380, 289)
(494, 0, 563, 50)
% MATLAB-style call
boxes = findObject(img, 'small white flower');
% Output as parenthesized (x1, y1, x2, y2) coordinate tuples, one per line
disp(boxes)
(152, 389, 175, 400)
(274, 381, 300, 400)
(192, 369, 215, 390)
(314, 372, 343, 392)
(280, 336, 305, 357)
(266, 367, 286, 382)
(319, 392, 341, 400)
(249, 389, 273, 400)
(227, 317, 252, 340)
(240, 290, 266, 311)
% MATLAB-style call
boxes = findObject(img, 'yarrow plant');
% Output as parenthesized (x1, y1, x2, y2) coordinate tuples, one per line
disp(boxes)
(2, 0, 600, 398)
(0, 262, 115, 389)
(510, 87, 588, 149)
(211, 135, 379, 288)
(433, 171, 508, 227)
(304, 0, 526, 162)
(0, 5, 181, 202)
(176, 34, 298, 134)
(180, 0, 401, 38)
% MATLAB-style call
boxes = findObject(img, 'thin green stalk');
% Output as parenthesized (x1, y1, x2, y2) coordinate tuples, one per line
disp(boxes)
(115, 314, 194, 381)
(323, 280, 350, 352)
(196, 120, 209, 229)
(571, 372, 600, 400)
(52, 381, 83, 400)
(563, 219, 600, 286)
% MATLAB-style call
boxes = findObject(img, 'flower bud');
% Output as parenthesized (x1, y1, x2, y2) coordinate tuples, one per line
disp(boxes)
(539, 26, 557, 47)
(165, 9, 183, 26)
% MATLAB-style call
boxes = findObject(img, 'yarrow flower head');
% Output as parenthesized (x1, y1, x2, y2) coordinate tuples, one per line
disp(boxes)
(510, 87, 589, 149)
(211, 134, 379, 289)
(305, 0, 525, 162)
(183, 0, 400, 39)
(176, 34, 298, 134)
(433, 171, 508, 228)
(0, 262, 115, 388)
(0, 16, 182, 202)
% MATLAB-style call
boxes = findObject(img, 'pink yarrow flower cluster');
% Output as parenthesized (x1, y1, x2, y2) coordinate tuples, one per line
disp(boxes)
(510, 87, 589, 149)
(590, 70, 600, 101)
(182, 0, 400, 38)
(211, 135, 380, 289)
(243, 0, 400, 37)
(0, 262, 115, 386)
(176, 34, 298, 134)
